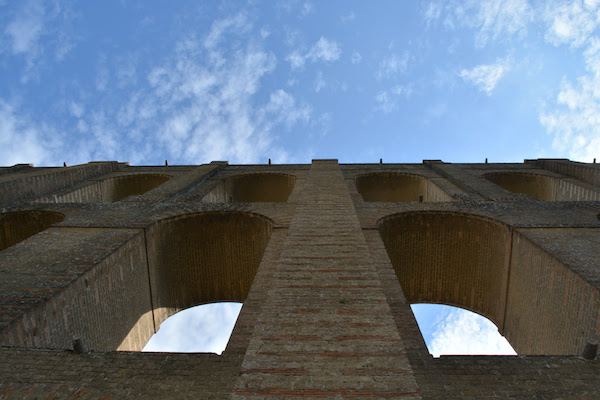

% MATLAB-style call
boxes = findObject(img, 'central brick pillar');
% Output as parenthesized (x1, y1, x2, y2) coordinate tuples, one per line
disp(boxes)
(232, 160, 420, 399)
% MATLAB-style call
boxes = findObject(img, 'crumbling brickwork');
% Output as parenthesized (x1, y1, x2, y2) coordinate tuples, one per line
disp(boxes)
(0, 159, 599, 399)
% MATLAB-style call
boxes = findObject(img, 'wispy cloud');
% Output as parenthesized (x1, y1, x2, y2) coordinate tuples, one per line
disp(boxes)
(543, 0, 600, 47)
(2, 0, 77, 81)
(538, 1, 600, 161)
(3, 0, 45, 55)
(314, 71, 325, 92)
(2, 11, 315, 167)
(424, 0, 533, 47)
(301, 2, 313, 17)
(0, 99, 61, 166)
(375, 85, 412, 113)
(429, 307, 516, 357)
(459, 58, 510, 95)
(540, 76, 600, 162)
(376, 52, 410, 79)
(118, 15, 314, 164)
(306, 37, 342, 62)
(341, 12, 356, 23)
(287, 37, 342, 70)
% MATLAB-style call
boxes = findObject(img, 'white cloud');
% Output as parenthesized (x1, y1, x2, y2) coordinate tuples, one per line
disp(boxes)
(314, 71, 325, 92)
(429, 308, 516, 357)
(540, 76, 600, 162)
(288, 37, 342, 70)
(286, 50, 306, 70)
(69, 101, 84, 118)
(459, 58, 510, 95)
(375, 85, 412, 113)
(306, 37, 342, 62)
(301, 2, 313, 16)
(203, 13, 250, 50)
(537, 3, 600, 162)
(0, 99, 59, 166)
(12, 12, 312, 167)
(127, 16, 313, 164)
(424, 2, 442, 27)
(2, 0, 77, 81)
(341, 12, 356, 23)
(376, 52, 410, 79)
(424, 0, 533, 47)
(4, 0, 45, 55)
(264, 89, 312, 128)
(543, 0, 600, 48)
(472, 0, 533, 47)
(351, 50, 362, 64)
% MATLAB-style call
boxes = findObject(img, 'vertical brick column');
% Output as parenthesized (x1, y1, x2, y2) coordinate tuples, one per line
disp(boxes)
(232, 160, 420, 399)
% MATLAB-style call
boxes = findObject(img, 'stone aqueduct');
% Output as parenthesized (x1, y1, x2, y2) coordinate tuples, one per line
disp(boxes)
(0, 159, 599, 398)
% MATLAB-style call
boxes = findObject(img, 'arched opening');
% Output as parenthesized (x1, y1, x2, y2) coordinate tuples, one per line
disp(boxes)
(230, 173, 296, 202)
(0, 210, 65, 251)
(355, 172, 452, 202)
(378, 211, 600, 355)
(146, 211, 273, 331)
(378, 211, 514, 351)
(143, 302, 242, 354)
(101, 174, 171, 202)
(484, 172, 554, 201)
(411, 304, 516, 357)
(379, 211, 511, 331)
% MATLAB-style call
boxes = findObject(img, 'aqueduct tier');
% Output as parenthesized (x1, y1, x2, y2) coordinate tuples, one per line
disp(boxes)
(0, 159, 598, 398)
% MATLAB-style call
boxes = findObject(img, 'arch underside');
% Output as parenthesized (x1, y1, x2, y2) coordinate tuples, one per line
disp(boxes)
(0, 210, 65, 251)
(484, 172, 555, 201)
(484, 171, 600, 201)
(146, 211, 273, 331)
(203, 173, 296, 203)
(355, 172, 453, 202)
(379, 211, 600, 355)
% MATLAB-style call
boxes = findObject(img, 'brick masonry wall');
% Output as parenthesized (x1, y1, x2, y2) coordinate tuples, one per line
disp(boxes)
(0, 226, 153, 351)
(530, 158, 600, 188)
(0, 159, 599, 399)
(408, 353, 600, 399)
(231, 160, 421, 399)
(0, 162, 119, 204)
(504, 228, 600, 354)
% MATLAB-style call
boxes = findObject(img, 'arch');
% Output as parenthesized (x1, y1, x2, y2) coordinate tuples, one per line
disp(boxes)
(101, 173, 172, 202)
(230, 173, 295, 202)
(355, 172, 452, 202)
(484, 172, 554, 201)
(0, 210, 65, 251)
(378, 211, 511, 331)
(146, 211, 273, 328)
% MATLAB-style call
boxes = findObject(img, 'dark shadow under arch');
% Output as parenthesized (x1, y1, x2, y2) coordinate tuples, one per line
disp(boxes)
(484, 172, 555, 201)
(355, 172, 453, 202)
(146, 211, 273, 329)
(378, 211, 511, 332)
(378, 210, 600, 355)
(102, 173, 172, 202)
(230, 173, 296, 202)
(0, 210, 65, 251)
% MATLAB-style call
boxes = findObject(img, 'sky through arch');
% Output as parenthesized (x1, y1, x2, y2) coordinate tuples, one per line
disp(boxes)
(143, 303, 243, 354)
(411, 304, 517, 357)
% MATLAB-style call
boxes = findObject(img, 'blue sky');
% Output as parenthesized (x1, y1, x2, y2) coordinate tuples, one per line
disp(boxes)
(2, 0, 596, 354)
